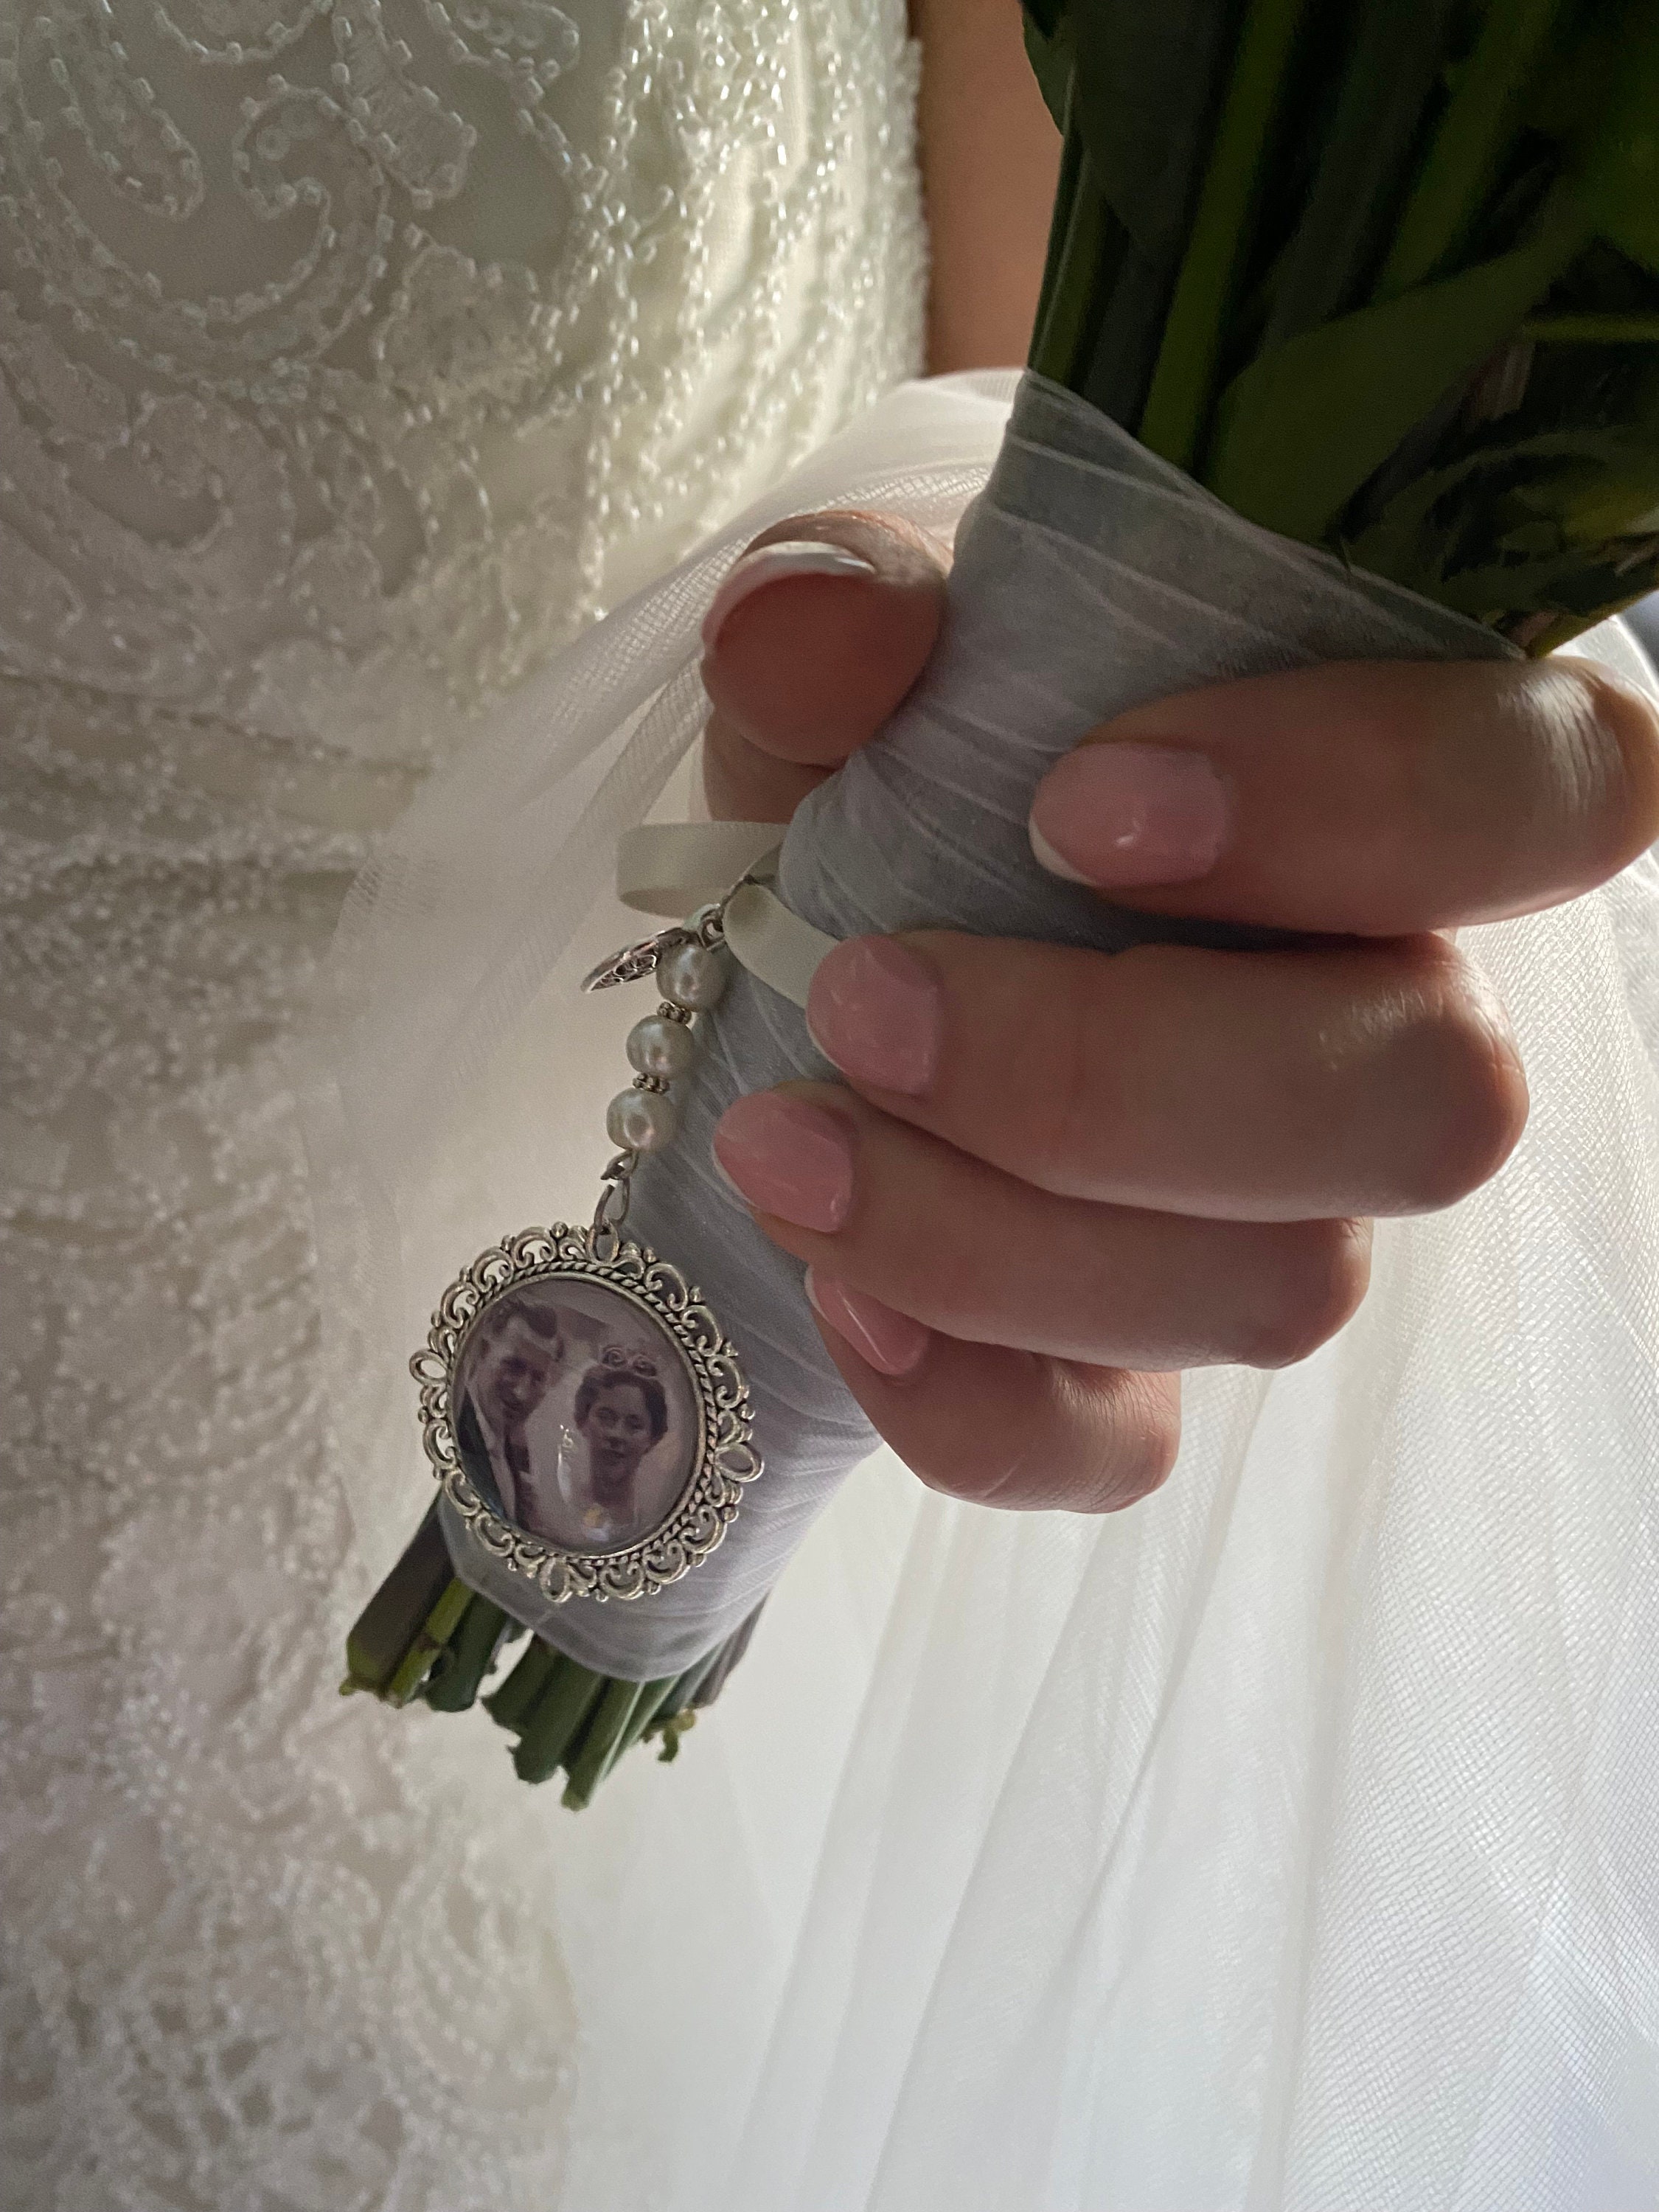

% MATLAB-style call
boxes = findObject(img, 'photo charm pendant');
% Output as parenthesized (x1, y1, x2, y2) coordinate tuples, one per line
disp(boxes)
(411, 1222, 759, 1604)
(411, 897, 761, 1605)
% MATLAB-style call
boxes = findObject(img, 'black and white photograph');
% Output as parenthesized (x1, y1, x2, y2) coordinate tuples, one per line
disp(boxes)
(452, 1280, 700, 1555)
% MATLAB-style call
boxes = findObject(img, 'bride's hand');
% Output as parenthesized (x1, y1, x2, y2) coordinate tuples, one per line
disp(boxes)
(698, 514, 1659, 1512)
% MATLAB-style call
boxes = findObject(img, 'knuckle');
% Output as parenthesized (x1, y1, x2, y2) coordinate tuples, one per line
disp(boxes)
(1394, 974, 1530, 1210)
(909, 1427, 1032, 1509)
(1054, 1362, 1180, 1510)
(1246, 1220, 1372, 1369)
(1107, 1377, 1182, 1505)
(1558, 664, 1659, 874)
(906, 1359, 1181, 1515)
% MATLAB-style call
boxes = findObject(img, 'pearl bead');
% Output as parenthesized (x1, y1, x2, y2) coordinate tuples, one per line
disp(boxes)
(625, 1012, 697, 1082)
(606, 1088, 678, 1152)
(656, 939, 727, 1011)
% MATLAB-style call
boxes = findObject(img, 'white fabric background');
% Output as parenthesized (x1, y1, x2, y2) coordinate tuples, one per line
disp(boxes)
(312, 373, 1659, 2206)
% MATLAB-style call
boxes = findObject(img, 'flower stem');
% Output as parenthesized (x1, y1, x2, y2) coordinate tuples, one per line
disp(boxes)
(1138, 0, 1312, 468)
(1377, 0, 1569, 299)
(341, 1501, 453, 1697)
(422, 1596, 514, 1712)
(484, 1637, 562, 1733)
(611, 1673, 684, 1764)
(561, 1679, 647, 1809)
(383, 1576, 473, 1706)
(514, 1658, 608, 1785)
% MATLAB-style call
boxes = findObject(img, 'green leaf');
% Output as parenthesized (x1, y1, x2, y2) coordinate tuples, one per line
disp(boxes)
(1068, 0, 1246, 257)
(1022, 7, 1073, 134)
(1524, 311, 1659, 341)
(1030, 145, 1124, 386)
(1265, 0, 1460, 342)
(1377, 0, 1571, 296)
(1570, 6, 1659, 274)
(1137, 0, 1315, 467)
(1206, 194, 1589, 540)
(1020, 0, 1065, 43)
(1343, 422, 1659, 625)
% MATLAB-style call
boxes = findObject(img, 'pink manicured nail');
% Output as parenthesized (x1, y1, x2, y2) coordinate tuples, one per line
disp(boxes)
(805, 1269, 931, 1379)
(1029, 742, 1229, 888)
(701, 540, 877, 650)
(712, 1092, 855, 1232)
(807, 936, 942, 1096)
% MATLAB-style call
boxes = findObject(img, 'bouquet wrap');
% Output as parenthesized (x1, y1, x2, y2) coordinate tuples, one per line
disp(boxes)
(442, 372, 1515, 1680)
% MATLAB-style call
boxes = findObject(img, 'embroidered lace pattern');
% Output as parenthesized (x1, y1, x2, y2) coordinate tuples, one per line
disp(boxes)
(0, 1, 925, 2199)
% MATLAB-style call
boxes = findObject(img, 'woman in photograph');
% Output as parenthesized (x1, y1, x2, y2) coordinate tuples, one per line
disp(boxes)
(562, 1349, 672, 1551)
(6, 0, 1659, 2206)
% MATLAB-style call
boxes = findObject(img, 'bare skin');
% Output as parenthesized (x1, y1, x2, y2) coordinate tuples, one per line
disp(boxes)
(692, 10, 1659, 1514)
(909, 0, 1061, 374)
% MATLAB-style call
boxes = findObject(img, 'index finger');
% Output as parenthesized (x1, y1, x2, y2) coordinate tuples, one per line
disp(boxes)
(1026, 656, 1659, 934)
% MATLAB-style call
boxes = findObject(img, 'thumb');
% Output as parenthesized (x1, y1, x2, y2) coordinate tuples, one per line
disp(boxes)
(700, 511, 947, 824)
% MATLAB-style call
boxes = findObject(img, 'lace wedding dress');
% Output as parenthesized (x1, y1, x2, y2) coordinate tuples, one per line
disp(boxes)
(0, 4, 925, 2203)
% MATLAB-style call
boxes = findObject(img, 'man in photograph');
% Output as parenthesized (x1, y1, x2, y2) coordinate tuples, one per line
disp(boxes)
(456, 1294, 569, 1529)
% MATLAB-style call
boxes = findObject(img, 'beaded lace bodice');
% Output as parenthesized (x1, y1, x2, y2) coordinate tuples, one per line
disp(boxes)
(0, 3, 925, 2199)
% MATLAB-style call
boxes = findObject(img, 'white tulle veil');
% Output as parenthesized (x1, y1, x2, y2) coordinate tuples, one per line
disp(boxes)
(302, 372, 1659, 2208)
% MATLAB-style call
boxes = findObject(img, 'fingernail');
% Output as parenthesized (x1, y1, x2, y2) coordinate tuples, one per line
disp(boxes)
(806, 936, 941, 1096)
(805, 1268, 930, 1378)
(1029, 742, 1229, 888)
(701, 540, 877, 650)
(712, 1092, 854, 1232)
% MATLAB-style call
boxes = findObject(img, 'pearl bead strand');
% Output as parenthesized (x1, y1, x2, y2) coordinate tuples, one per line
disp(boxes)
(603, 935, 729, 1158)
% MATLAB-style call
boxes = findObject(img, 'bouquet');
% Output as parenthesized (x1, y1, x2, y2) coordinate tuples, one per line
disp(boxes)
(344, 0, 1659, 1806)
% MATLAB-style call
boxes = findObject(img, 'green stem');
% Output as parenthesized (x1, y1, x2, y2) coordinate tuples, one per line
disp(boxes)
(636, 1648, 718, 1761)
(1029, 147, 1116, 389)
(1030, 94, 1085, 364)
(513, 1659, 608, 1786)
(1377, 0, 1568, 298)
(611, 1673, 686, 1763)
(1138, 0, 1312, 468)
(422, 1597, 512, 1712)
(561, 1680, 647, 1809)
(382, 1576, 473, 1707)
(484, 1637, 561, 1734)
(341, 1503, 453, 1697)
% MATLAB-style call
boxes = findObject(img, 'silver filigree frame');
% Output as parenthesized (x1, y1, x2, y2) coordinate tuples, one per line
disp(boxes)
(411, 1225, 761, 1604)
